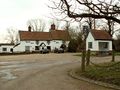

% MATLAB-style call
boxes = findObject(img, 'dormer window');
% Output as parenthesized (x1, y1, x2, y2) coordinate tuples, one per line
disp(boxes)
(62, 40, 65, 44)
(36, 40, 39, 45)
(47, 40, 50, 45)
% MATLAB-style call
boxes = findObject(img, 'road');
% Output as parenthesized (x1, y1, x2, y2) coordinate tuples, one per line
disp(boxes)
(0, 53, 118, 90)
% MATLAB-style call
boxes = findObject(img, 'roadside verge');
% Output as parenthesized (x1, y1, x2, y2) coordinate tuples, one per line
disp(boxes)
(68, 69, 120, 90)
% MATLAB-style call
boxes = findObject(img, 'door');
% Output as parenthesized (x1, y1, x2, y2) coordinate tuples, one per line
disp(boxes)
(35, 46, 40, 51)
(25, 46, 30, 52)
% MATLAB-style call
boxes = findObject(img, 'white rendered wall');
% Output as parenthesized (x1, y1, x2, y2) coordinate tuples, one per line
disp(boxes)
(0, 45, 13, 53)
(86, 32, 98, 51)
(13, 40, 70, 52)
(86, 32, 112, 51)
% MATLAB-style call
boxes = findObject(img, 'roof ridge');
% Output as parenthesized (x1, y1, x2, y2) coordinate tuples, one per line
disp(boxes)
(19, 30, 70, 41)
(91, 30, 112, 40)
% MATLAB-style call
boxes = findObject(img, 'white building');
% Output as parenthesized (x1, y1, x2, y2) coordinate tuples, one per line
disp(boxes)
(86, 30, 112, 53)
(0, 43, 14, 53)
(13, 24, 70, 53)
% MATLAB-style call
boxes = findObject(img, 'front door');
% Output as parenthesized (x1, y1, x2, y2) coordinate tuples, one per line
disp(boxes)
(40, 43, 46, 50)
(35, 46, 40, 51)
(47, 46, 51, 51)
(25, 46, 30, 52)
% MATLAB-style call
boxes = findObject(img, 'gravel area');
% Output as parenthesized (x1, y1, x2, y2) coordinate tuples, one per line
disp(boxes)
(0, 53, 119, 90)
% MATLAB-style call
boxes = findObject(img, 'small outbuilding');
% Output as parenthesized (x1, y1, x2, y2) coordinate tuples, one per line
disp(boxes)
(0, 43, 14, 53)
(86, 30, 112, 54)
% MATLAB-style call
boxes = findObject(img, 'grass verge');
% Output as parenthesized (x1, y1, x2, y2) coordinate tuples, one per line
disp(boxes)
(75, 62, 120, 86)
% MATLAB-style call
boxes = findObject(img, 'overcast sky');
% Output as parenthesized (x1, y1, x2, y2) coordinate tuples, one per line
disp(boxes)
(0, 0, 53, 42)
(0, 0, 51, 29)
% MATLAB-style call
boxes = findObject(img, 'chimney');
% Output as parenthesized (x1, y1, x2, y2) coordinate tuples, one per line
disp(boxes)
(50, 23, 55, 30)
(28, 26, 31, 32)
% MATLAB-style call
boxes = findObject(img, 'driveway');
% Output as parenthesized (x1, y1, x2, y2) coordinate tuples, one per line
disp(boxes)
(0, 53, 118, 90)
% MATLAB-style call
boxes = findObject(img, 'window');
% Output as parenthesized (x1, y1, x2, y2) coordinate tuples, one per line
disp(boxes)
(62, 40, 65, 44)
(2, 48, 7, 51)
(26, 41, 30, 43)
(104, 43, 108, 49)
(47, 40, 50, 45)
(88, 42, 92, 48)
(35, 46, 39, 50)
(47, 46, 51, 50)
(36, 40, 39, 45)
(56, 42, 59, 44)
(99, 42, 108, 49)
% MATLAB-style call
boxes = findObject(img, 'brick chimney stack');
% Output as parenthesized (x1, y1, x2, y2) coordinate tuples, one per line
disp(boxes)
(28, 26, 31, 32)
(50, 23, 55, 30)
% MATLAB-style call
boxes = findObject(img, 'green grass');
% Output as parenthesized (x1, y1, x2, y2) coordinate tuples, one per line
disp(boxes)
(115, 52, 120, 56)
(74, 51, 120, 56)
(75, 62, 120, 86)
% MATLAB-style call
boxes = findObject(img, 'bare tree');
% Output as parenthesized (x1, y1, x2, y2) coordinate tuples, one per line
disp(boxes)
(50, 0, 120, 71)
(63, 21, 71, 30)
(27, 18, 46, 32)
(61, 21, 82, 39)
(6, 27, 18, 44)
(50, 0, 120, 24)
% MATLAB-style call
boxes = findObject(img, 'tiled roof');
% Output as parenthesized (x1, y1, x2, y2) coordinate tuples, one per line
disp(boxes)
(19, 30, 70, 41)
(19, 31, 51, 41)
(91, 30, 112, 40)
(51, 30, 70, 40)
(0, 43, 14, 46)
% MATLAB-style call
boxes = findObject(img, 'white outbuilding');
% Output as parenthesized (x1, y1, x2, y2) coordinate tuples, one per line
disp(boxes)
(86, 30, 112, 53)
(0, 43, 14, 53)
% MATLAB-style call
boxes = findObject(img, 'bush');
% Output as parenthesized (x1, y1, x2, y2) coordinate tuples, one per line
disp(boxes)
(113, 39, 120, 51)
(68, 39, 78, 52)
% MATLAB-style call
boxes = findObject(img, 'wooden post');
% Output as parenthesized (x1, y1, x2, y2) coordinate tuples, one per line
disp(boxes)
(86, 49, 90, 66)
(81, 50, 86, 72)
(111, 50, 115, 62)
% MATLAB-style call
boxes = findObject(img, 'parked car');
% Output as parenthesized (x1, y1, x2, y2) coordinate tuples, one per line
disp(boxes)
(54, 48, 64, 53)
(40, 48, 49, 54)
(54, 48, 58, 53)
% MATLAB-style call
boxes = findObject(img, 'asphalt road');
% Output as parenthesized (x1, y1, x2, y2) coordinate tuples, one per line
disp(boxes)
(0, 53, 117, 90)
